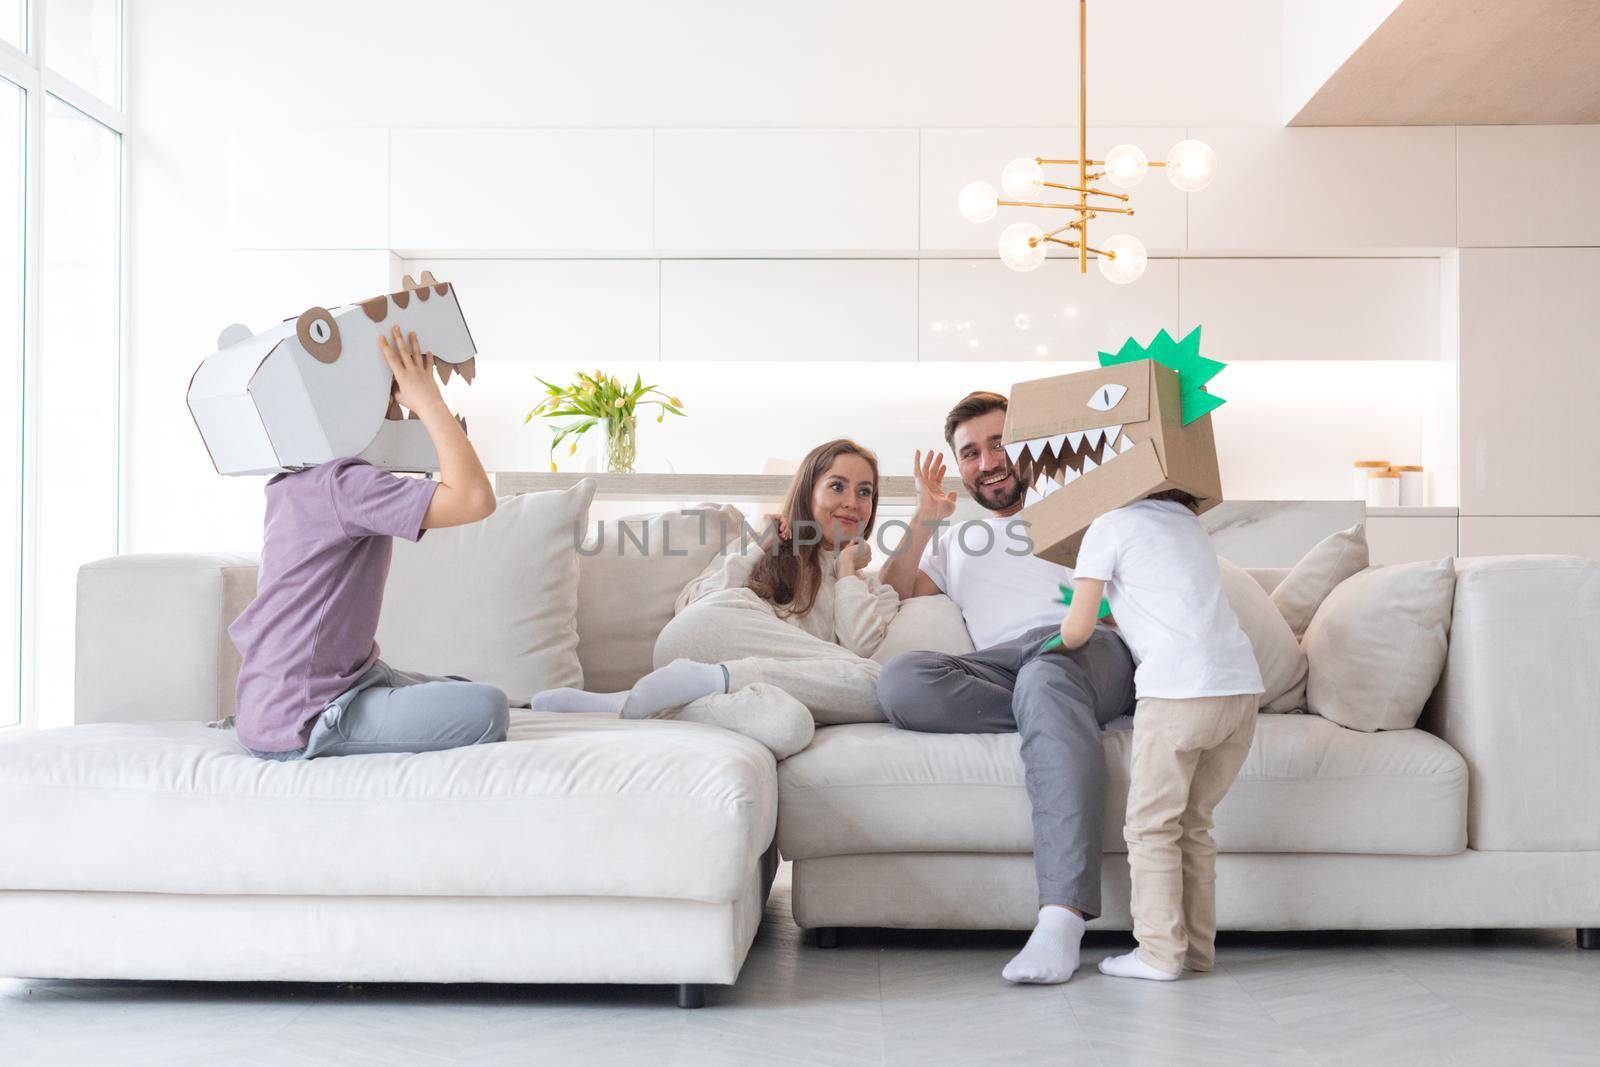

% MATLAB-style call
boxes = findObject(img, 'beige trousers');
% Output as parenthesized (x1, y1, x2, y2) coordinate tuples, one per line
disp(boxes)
(653, 588, 885, 725)
(1124, 693, 1258, 974)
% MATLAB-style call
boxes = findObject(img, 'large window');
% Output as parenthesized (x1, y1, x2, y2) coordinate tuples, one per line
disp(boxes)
(0, 78, 22, 727)
(0, 0, 124, 730)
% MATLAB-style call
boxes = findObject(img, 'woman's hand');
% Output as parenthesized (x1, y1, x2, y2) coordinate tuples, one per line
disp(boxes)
(835, 539, 872, 580)
(377, 327, 447, 421)
(758, 512, 790, 551)
(913, 449, 958, 522)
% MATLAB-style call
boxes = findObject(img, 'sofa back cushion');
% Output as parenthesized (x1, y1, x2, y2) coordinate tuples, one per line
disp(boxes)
(1304, 558, 1456, 732)
(1270, 522, 1370, 638)
(871, 593, 976, 664)
(377, 480, 596, 705)
(1219, 558, 1309, 712)
(577, 503, 747, 692)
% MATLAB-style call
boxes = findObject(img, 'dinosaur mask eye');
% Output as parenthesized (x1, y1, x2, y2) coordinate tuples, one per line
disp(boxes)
(295, 307, 342, 364)
(1086, 383, 1127, 412)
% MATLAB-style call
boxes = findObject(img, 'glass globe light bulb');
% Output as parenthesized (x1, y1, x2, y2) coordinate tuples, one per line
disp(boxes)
(1000, 157, 1045, 199)
(1096, 234, 1147, 285)
(1165, 139, 1216, 192)
(1102, 144, 1147, 189)
(998, 222, 1048, 272)
(958, 180, 1000, 223)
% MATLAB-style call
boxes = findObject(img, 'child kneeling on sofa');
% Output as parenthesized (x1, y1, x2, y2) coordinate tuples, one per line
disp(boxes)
(229, 327, 510, 760)
(1056, 489, 1263, 980)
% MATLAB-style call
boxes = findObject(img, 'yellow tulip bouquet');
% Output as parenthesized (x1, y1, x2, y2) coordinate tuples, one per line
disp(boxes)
(525, 370, 685, 472)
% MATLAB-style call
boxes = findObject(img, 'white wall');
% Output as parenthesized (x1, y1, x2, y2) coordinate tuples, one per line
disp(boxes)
(1279, 0, 1402, 123)
(123, 0, 1280, 556)
(124, 0, 1596, 579)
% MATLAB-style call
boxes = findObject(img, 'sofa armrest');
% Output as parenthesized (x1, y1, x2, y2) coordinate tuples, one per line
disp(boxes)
(1421, 555, 1600, 852)
(75, 553, 259, 725)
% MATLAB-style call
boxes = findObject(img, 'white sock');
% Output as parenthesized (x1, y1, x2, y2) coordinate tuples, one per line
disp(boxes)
(532, 661, 728, 718)
(620, 659, 728, 720)
(1097, 949, 1179, 982)
(531, 687, 627, 714)
(1003, 906, 1086, 985)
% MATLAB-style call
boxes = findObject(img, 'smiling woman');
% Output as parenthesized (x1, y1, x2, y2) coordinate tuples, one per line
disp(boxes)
(635, 437, 904, 727)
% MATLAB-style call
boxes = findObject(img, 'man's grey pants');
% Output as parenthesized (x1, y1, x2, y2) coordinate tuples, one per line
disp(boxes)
(249, 660, 510, 761)
(877, 624, 1135, 917)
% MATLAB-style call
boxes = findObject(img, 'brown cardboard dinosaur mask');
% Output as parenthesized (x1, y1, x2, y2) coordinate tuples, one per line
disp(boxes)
(187, 272, 478, 475)
(1002, 328, 1226, 567)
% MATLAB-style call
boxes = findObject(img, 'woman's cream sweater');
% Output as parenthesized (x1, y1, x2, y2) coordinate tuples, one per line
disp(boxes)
(675, 543, 901, 658)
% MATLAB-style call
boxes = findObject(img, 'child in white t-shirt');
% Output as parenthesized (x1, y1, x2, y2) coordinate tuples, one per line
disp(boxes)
(1055, 489, 1263, 981)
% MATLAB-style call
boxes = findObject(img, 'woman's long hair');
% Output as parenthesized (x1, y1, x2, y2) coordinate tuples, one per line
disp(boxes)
(747, 439, 880, 619)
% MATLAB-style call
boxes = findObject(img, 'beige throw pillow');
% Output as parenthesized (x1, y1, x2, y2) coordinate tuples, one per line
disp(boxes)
(1304, 558, 1456, 733)
(871, 593, 976, 665)
(1271, 523, 1370, 638)
(1218, 557, 1309, 712)
(377, 480, 597, 706)
(577, 503, 747, 692)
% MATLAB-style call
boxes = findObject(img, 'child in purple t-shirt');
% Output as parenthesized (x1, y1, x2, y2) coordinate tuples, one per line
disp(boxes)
(229, 326, 509, 760)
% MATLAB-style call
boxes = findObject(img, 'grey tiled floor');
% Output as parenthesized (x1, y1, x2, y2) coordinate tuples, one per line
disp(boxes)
(4, 865, 1599, 1065)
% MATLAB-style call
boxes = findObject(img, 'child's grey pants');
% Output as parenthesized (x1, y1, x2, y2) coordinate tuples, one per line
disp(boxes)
(250, 660, 510, 761)
(876, 624, 1136, 918)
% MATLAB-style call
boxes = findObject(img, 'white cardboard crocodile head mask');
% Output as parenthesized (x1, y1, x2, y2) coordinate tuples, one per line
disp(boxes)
(186, 272, 477, 476)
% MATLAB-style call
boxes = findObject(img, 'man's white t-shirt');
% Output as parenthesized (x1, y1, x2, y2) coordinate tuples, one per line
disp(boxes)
(1074, 499, 1263, 700)
(919, 517, 1070, 649)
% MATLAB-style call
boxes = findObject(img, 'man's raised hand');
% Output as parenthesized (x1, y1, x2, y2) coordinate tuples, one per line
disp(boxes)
(914, 449, 958, 521)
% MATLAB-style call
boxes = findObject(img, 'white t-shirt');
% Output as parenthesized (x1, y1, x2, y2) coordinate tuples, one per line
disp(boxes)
(1074, 499, 1263, 700)
(919, 517, 1070, 649)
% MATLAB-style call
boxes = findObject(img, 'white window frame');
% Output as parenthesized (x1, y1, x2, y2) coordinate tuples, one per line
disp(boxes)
(0, 0, 128, 732)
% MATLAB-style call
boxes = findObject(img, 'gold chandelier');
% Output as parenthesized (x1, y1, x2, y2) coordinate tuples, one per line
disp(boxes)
(958, 0, 1216, 284)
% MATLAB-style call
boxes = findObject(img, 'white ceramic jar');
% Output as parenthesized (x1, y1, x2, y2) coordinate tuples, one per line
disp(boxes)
(1352, 460, 1389, 500)
(1365, 469, 1401, 508)
(1393, 465, 1425, 507)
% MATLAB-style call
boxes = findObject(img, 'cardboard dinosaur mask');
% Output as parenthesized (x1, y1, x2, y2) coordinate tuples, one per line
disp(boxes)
(187, 272, 477, 476)
(1002, 327, 1226, 567)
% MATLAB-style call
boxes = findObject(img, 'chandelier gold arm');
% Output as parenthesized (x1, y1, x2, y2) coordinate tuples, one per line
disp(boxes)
(1037, 235, 1115, 258)
(1040, 181, 1129, 201)
(996, 199, 1134, 216)
(1036, 159, 1167, 169)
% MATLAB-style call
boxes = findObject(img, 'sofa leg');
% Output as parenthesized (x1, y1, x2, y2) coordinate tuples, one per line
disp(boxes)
(676, 983, 706, 1009)
(1580, 928, 1600, 950)
(814, 927, 840, 949)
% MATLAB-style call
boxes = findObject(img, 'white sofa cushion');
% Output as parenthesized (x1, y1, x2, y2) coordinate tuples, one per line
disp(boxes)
(1219, 558, 1308, 712)
(870, 592, 976, 663)
(1305, 558, 1457, 732)
(1270, 522, 1370, 637)
(377, 481, 596, 705)
(578, 503, 745, 692)
(0, 713, 775, 903)
(777, 715, 1466, 860)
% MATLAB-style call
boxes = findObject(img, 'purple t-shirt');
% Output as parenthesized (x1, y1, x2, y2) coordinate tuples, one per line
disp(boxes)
(229, 457, 438, 753)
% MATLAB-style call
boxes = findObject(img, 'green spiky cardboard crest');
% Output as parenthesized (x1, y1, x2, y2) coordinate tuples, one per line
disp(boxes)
(1098, 326, 1225, 425)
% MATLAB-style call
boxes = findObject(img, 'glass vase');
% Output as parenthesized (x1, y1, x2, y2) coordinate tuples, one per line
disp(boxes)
(603, 415, 637, 473)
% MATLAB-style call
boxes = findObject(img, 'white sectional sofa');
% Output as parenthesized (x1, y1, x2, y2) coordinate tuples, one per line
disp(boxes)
(782, 556, 1600, 945)
(2, 497, 1596, 1009)
(1, 543, 778, 1009)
